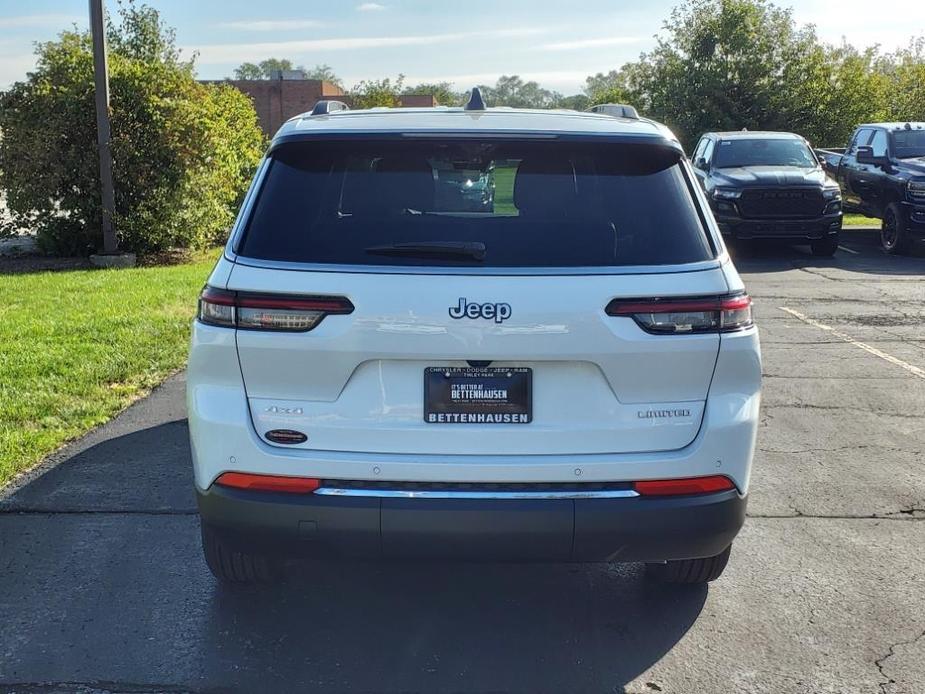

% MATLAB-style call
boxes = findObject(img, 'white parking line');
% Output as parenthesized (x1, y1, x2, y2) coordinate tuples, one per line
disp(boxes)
(779, 306, 925, 380)
(837, 245, 859, 255)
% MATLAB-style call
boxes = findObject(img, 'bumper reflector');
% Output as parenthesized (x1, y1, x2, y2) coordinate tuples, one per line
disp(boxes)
(212, 474, 736, 497)
(634, 475, 736, 497)
(215, 472, 321, 494)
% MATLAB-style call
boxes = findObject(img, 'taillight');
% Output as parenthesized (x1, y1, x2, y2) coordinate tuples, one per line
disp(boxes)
(214, 472, 321, 494)
(634, 475, 736, 496)
(198, 286, 353, 332)
(605, 294, 752, 334)
(198, 287, 236, 328)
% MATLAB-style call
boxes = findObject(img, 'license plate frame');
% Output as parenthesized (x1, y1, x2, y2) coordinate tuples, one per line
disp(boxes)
(424, 367, 532, 424)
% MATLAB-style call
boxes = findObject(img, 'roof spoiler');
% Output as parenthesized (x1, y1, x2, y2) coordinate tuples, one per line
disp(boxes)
(310, 100, 350, 116)
(587, 103, 639, 120)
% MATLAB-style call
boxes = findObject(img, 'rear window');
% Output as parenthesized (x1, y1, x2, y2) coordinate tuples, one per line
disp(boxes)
(238, 138, 714, 268)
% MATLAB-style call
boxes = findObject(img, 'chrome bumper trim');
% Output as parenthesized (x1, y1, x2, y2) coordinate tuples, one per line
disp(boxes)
(314, 487, 640, 500)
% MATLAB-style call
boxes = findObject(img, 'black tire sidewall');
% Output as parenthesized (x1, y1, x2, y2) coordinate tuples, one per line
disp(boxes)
(881, 204, 910, 254)
(200, 521, 278, 584)
(645, 544, 732, 584)
(811, 235, 839, 257)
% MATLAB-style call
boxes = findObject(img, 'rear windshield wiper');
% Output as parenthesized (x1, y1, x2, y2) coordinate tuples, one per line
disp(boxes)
(364, 241, 487, 261)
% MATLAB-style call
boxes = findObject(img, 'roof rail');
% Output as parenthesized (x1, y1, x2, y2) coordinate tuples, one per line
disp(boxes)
(310, 100, 349, 116)
(464, 87, 487, 111)
(587, 103, 639, 120)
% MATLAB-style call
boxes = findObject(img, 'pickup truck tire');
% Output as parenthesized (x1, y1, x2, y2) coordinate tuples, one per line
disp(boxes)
(201, 522, 279, 584)
(881, 203, 913, 255)
(811, 236, 839, 257)
(645, 545, 732, 584)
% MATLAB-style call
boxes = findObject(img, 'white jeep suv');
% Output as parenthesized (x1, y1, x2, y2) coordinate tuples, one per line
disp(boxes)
(187, 95, 761, 585)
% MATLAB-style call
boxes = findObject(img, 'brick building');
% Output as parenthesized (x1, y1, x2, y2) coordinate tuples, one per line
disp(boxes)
(210, 74, 438, 137)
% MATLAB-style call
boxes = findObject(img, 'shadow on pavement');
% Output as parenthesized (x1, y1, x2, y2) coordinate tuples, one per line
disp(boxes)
(0, 417, 708, 692)
(728, 228, 925, 275)
(201, 559, 707, 692)
(0, 420, 195, 512)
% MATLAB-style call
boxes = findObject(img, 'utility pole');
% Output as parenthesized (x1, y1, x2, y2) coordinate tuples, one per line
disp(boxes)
(89, 0, 118, 255)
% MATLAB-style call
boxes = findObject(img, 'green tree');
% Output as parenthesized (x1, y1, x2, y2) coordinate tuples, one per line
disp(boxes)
(584, 70, 633, 105)
(0, 2, 265, 256)
(557, 94, 593, 111)
(233, 59, 344, 87)
(604, 0, 900, 149)
(403, 81, 461, 106)
(351, 75, 405, 109)
(234, 58, 298, 79)
(233, 62, 264, 79)
(626, 0, 818, 146)
(880, 38, 925, 122)
(477, 75, 563, 109)
(788, 42, 888, 147)
(304, 63, 343, 87)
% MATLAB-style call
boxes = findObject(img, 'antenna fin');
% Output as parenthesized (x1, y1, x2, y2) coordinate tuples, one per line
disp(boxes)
(464, 87, 487, 111)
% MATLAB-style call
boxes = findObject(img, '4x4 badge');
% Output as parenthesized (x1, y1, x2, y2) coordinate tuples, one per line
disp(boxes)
(265, 406, 304, 415)
(449, 297, 512, 323)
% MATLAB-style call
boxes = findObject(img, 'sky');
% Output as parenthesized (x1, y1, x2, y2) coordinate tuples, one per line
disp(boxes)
(1, 0, 923, 93)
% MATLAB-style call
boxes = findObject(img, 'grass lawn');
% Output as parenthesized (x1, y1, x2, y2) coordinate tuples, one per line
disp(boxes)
(0, 251, 218, 488)
(843, 213, 878, 227)
(492, 164, 518, 215)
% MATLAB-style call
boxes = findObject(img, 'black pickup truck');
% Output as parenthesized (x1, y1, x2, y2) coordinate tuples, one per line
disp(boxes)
(818, 123, 925, 254)
(692, 131, 843, 256)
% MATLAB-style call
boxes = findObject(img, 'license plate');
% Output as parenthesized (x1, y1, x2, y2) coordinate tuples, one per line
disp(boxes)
(424, 367, 532, 424)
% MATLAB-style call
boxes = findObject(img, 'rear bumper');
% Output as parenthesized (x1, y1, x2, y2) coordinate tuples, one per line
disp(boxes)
(187, 325, 761, 494)
(716, 212, 842, 240)
(197, 485, 747, 562)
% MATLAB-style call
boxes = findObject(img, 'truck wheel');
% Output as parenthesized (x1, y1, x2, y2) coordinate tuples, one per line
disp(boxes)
(201, 522, 279, 584)
(811, 236, 839, 257)
(881, 203, 912, 255)
(646, 545, 732, 584)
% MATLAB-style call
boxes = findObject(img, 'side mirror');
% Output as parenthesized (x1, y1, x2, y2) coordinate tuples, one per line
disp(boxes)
(856, 145, 889, 167)
(694, 157, 709, 171)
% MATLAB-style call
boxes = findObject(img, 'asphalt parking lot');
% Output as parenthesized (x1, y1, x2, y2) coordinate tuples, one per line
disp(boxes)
(1, 228, 923, 694)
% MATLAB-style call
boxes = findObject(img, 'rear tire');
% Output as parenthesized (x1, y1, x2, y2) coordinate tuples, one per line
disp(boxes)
(881, 203, 912, 255)
(811, 235, 839, 257)
(201, 522, 279, 584)
(646, 545, 732, 584)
